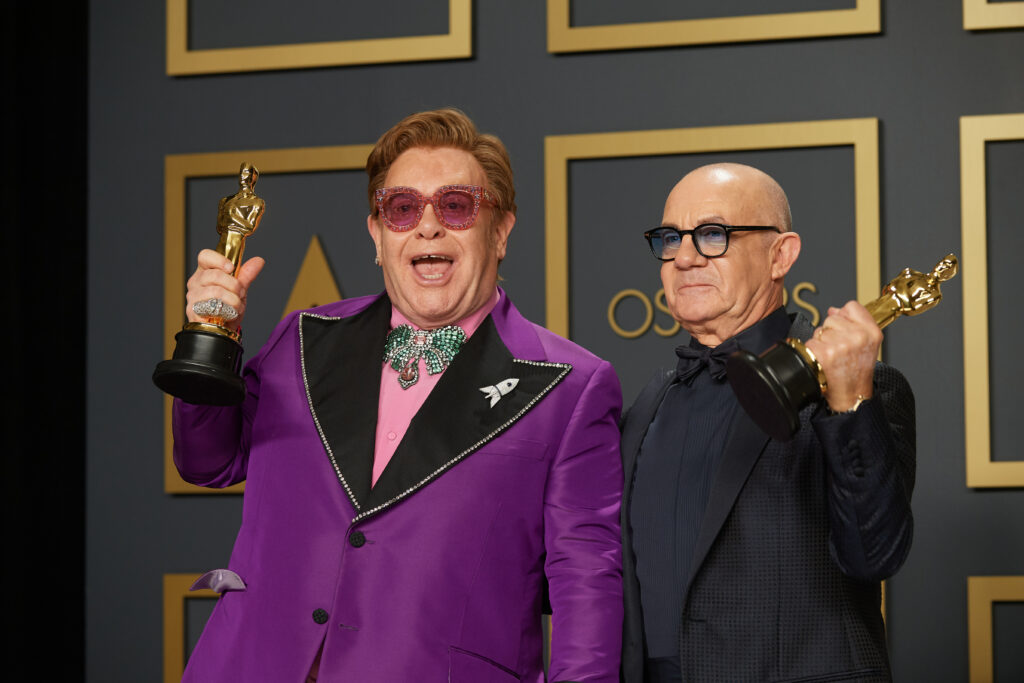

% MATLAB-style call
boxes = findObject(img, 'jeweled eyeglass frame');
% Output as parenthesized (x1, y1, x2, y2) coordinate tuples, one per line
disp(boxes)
(374, 184, 495, 232)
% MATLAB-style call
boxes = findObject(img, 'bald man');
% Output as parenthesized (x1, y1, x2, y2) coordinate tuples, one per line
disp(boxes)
(620, 164, 915, 682)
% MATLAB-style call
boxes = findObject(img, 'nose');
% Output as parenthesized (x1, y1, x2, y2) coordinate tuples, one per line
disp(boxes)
(415, 203, 445, 239)
(672, 233, 706, 268)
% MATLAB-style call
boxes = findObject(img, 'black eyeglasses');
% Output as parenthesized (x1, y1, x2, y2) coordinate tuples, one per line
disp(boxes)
(644, 224, 780, 260)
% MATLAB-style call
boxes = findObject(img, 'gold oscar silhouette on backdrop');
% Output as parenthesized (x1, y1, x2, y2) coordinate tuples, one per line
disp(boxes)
(153, 162, 266, 406)
(726, 254, 959, 440)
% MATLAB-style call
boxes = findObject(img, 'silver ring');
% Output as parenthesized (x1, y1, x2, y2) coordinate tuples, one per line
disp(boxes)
(193, 298, 239, 321)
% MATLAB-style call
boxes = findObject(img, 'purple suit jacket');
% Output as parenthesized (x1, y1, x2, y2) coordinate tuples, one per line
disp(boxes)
(173, 291, 623, 682)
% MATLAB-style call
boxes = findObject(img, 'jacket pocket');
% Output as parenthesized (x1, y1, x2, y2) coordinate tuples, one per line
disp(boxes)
(449, 646, 521, 682)
(478, 437, 549, 461)
(189, 568, 246, 593)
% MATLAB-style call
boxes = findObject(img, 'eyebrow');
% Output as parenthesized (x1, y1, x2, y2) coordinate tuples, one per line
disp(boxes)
(661, 215, 729, 227)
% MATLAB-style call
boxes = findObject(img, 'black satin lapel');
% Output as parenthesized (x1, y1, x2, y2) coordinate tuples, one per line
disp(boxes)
(363, 317, 570, 518)
(621, 371, 675, 495)
(300, 296, 391, 510)
(684, 312, 810, 585)
(687, 406, 770, 584)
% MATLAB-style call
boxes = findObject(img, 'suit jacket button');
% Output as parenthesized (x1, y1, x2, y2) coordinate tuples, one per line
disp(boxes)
(349, 531, 366, 548)
(312, 608, 329, 624)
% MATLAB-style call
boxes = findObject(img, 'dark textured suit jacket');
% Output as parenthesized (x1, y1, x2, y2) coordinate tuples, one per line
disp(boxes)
(621, 315, 916, 683)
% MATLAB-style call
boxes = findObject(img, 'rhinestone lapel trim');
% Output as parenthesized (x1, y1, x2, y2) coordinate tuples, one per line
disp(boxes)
(299, 311, 361, 510)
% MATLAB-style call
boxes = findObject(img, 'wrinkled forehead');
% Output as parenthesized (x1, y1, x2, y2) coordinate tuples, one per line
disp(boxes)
(383, 146, 486, 193)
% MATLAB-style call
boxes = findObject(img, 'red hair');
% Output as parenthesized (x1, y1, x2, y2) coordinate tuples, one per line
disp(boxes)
(366, 108, 516, 216)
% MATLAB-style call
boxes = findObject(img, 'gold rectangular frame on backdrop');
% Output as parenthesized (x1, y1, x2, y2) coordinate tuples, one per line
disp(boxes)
(164, 573, 215, 683)
(166, 0, 472, 75)
(960, 113, 1024, 488)
(967, 576, 1024, 682)
(163, 145, 373, 494)
(963, 0, 1024, 30)
(543, 118, 880, 338)
(547, 0, 880, 52)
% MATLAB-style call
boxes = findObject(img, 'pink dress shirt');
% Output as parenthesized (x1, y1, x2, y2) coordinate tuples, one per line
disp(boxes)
(372, 290, 499, 485)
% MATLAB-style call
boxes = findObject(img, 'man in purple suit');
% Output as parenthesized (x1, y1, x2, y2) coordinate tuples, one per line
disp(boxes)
(174, 109, 623, 682)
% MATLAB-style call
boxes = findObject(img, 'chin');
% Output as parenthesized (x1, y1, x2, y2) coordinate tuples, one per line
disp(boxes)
(405, 299, 461, 328)
(673, 306, 725, 330)
(669, 300, 708, 321)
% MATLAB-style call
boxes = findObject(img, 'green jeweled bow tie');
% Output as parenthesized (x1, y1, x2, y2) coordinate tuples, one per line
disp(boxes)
(383, 323, 467, 389)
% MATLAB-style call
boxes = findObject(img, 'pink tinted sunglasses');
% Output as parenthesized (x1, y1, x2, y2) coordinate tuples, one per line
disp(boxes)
(374, 184, 495, 231)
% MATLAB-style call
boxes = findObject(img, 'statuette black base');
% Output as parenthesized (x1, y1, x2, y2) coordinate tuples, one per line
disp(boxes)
(726, 342, 823, 442)
(153, 329, 245, 406)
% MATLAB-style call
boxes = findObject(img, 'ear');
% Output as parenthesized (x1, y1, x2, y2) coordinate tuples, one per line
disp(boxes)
(367, 213, 383, 259)
(770, 231, 801, 281)
(491, 210, 516, 261)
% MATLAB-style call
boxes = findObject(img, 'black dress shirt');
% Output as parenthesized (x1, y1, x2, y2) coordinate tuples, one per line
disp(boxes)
(630, 307, 792, 658)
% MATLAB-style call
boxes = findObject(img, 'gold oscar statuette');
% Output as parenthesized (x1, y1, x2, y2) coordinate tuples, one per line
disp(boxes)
(153, 162, 266, 406)
(726, 254, 959, 440)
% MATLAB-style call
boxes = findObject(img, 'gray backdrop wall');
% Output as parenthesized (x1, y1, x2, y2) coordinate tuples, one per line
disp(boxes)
(87, 1, 1024, 680)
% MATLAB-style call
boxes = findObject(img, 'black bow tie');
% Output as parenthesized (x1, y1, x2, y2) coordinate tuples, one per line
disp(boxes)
(675, 338, 740, 384)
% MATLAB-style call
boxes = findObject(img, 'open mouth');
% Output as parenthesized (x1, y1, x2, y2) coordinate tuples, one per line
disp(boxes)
(412, 254, 453, 281)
